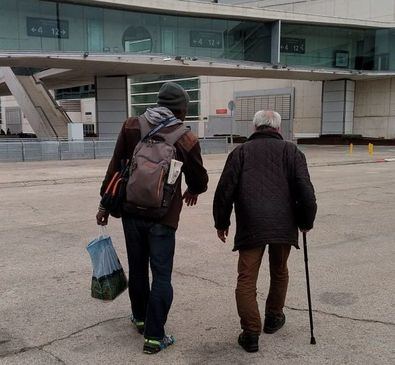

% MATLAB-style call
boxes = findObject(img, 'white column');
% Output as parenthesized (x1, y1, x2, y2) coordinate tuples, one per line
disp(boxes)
(95, 76, 128, 140)
(322, 80, 355, 135)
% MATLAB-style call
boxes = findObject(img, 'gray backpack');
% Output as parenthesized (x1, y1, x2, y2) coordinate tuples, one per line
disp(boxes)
(125, 116, 188, 218)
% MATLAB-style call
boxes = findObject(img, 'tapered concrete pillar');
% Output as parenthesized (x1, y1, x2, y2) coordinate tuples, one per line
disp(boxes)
(0, 67, 70, 139)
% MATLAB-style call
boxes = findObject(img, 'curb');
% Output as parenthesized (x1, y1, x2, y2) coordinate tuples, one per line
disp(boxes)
(1, 157, 394, 189)
(309, 157, 395, 167)
(0, 176, 101, 189)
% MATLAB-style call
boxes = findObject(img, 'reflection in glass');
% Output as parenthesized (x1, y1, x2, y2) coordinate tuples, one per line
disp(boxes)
(123, 26, 152, 53)
(130, 76, 200, 120)
(281, 23, 394, 71)
(0, 0, 393, 71)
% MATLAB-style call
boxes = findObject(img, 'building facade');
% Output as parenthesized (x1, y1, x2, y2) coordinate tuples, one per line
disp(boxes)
(0, 0, 394, 140)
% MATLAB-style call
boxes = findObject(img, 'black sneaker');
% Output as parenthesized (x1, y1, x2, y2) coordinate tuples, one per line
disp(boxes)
(143, 335, 175, 355)
(263, 312, 286, 334)
(130, 315, 145, 335)
(238, 332, 259, 353)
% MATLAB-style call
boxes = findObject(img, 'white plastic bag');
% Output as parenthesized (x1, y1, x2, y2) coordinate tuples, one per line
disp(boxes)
(86, 228, 127, 300)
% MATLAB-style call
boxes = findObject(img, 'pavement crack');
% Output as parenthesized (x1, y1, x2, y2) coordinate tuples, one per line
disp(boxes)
(22, 202, 40, 213)
(43, 315, 129, 347)
(173, 270, 223, 287)
(284, 305, 395, 327)
(173, 274, 395, 328)
(41, 348, 66, 364)
(0, 315, 128, 360)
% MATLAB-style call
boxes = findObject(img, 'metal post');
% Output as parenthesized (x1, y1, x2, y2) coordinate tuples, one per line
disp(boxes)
(230, 109, 234, 149)
(303, 232, 316, 345)
(58, 140, 62, 160)
(228, 100, 236, 150)
(21, 140, 25, 162)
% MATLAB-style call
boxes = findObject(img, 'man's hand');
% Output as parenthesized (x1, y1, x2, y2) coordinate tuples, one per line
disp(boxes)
(183, 190, 198, 206)
(300, 229, 310, 233)
(96, 209, 109, 226)
(217, 228, 229, 243)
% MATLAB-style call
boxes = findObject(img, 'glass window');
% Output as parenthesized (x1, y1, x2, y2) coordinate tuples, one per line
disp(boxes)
(162, 30, 175, 55)
(123, 26, 152, 53)
(187, 102, 200, 119)
(131, 105, 149, 116)
(0, 0, 272, 63)
(130, 76, 200, 120)
(131, 77, 199, 94)
(55, 84, 95, 100)
(1, 1, 393, 71)
(224, 21, 272, 62)
(83, 124, 95, 136)
(281, 23, 394, 71)
(131, 94, 158, 104)
(187, 90, 200, 101)
(58, 3, 89, 52)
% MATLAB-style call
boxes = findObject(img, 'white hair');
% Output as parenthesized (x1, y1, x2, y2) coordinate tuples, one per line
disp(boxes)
(253, 110, 281, 130)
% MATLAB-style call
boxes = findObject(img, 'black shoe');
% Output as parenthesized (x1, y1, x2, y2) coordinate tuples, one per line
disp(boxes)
(238, 332, 259, 353)
(263, 312, 286, 334)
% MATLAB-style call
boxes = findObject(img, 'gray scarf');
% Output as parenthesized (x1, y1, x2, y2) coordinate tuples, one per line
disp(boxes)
(144, 107, 182, 127)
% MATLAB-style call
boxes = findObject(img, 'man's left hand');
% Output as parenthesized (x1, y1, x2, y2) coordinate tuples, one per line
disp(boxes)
(183, 190, 198, 206)
(217, 228, 229, 243)
(96, 209, 109, 226)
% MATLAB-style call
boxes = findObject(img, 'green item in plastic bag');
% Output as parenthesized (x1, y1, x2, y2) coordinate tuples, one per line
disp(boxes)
(87, 229, 128, 301)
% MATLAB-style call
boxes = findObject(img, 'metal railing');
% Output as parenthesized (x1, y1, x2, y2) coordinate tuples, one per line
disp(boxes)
(0, 137, 229, 162)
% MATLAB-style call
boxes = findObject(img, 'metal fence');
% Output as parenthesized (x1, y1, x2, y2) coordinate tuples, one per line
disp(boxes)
(200, 137, 229, 155)
(0, 138, 229, 162)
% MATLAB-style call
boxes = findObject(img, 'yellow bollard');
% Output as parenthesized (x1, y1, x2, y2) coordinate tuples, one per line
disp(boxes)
(349, 143, 353, 154)
(368, 143, 374, 156)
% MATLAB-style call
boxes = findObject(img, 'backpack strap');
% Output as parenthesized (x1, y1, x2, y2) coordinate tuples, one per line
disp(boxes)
(138, 116, 152, 140)
(157, 125, 190, 146)
(138, 115, 189, 146)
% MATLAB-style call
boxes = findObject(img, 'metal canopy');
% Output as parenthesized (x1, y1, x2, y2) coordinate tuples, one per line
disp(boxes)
(0, 52, 393, 96)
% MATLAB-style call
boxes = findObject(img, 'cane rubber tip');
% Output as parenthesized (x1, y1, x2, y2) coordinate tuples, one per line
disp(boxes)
(311, 337, 316, 345)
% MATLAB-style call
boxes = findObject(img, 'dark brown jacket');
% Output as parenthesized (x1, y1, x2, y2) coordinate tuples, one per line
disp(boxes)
(213, 128, 317, 251)
(100, 117, 208, 229)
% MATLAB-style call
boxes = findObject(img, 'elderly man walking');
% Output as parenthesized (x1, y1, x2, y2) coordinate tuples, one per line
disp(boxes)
(213, 110, 317, 352)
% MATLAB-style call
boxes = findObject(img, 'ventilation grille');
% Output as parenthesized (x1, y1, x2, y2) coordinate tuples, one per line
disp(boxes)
(235, 94, 291, 121)
(59, 100, 81, 112)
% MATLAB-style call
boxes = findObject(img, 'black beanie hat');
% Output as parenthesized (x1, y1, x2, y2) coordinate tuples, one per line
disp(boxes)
(157, 82, 190, 111)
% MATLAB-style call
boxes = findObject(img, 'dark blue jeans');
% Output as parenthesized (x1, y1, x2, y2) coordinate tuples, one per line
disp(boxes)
(121, 215, 176, 340)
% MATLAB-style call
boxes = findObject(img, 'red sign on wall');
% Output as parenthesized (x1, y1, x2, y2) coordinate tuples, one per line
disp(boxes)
(216, 108, 228, 115)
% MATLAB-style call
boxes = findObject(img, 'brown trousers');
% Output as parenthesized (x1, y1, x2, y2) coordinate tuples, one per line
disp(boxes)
(235, 244, 292, 335)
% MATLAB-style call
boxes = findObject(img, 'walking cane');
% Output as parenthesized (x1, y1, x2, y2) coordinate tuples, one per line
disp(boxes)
(303, 232, 316, 345)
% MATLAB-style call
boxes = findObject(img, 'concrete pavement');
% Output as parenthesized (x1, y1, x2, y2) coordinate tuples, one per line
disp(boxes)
(0, 146, 394, 364)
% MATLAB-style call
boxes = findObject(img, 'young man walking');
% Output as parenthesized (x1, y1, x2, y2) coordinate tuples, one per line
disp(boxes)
(96, 82, 208, 354)
(213, 110, 317, 352)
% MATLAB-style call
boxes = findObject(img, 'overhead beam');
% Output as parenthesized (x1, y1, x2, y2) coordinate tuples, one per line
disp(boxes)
(1, 53, 394, 85)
